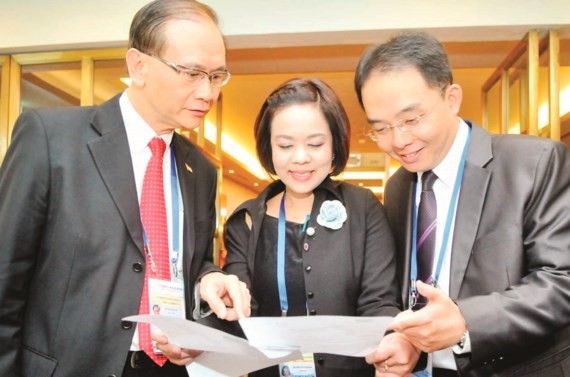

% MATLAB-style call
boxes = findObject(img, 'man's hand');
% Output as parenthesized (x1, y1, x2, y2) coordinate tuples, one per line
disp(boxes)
(366, 332, 421, 376)
(152, 326, 202, 366)
(388, 281, 467, 352)
(200, 272, 251, 320)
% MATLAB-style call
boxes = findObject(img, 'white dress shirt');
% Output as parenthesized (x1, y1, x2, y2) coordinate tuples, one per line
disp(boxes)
(415, 119, 471, 371)
(120, 91, 185, 350)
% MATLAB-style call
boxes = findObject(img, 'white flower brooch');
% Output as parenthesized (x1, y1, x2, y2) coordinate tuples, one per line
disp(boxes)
(316, 200, 347, 230)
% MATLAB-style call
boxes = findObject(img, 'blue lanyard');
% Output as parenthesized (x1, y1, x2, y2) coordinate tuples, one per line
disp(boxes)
(277, 193, 311, 316)
(170, 147, 180, 276)
(409, 128, 471, 308)
(277, 194, 288, 316)
(141, 146, 180, 277)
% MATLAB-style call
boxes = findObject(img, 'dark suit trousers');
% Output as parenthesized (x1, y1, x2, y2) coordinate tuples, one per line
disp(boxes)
(433, 368, 459, 377)
(122, 353, 188, 377)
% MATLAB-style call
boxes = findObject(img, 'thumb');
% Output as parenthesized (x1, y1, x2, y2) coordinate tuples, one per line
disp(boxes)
(150, 326, 168, 344)
(387, 309, 414, 331)
(416, 280, 444, 302)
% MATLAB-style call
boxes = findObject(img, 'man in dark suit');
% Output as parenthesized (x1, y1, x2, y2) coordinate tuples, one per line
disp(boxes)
(355, 32, 569, 376)
(0, 1, 250, 376)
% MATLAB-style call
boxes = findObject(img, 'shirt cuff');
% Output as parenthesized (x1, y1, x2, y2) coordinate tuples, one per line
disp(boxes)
(192, 282, 214, 320)
(452, 331, 471, 354)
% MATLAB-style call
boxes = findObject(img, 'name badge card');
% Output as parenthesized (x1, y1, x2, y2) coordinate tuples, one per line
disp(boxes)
(279, 353, 316, 377)
(148, 278, 185, 319)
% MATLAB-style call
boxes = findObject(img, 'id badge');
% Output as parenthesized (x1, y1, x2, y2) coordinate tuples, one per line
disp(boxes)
(148, 278, 185, 354)
(279, 353, 316, 377)
(148, 278, 185, 318)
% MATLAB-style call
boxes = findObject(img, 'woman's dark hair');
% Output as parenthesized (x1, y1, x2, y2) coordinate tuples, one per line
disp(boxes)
(254, 78, 350, 177)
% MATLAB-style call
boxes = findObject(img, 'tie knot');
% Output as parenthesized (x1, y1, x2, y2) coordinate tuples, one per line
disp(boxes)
(421, 170, 437, 191)
(148, 137, 166, 158)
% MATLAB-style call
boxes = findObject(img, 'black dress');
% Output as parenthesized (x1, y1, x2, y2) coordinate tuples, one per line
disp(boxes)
(250, 215, 308, 377)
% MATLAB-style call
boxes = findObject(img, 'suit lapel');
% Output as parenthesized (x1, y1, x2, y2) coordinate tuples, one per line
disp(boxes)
(449, 124, 493, 299)
(401, 173, 417, 307)
(87, 95, 144, 255)
(387, 169, 416, 308)
(172, 134, 196, 268)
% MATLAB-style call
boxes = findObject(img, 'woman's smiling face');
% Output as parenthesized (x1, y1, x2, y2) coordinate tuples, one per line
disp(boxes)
(270, 103, 333, 199)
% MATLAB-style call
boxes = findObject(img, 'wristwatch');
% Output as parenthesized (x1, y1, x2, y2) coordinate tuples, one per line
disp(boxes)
(457, 331, 468, 349)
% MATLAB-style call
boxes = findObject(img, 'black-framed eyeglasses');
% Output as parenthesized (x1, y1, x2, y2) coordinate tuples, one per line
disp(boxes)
(145, 53, 231, 87)
(366, 94, 444, 142)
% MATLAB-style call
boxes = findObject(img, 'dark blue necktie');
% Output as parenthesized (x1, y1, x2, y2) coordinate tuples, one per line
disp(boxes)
(415, 170, 437, 308)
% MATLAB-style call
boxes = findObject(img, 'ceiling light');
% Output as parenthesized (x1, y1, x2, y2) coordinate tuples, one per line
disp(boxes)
(201, 120, 268, 180)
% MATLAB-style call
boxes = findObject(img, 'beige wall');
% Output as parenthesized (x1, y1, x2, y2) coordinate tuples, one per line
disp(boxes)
(455, 68, 496, 125)
(1, 0, 569, 52)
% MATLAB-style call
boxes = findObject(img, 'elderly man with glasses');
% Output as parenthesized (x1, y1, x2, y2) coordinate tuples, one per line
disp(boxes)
(0, 1, 250, 377)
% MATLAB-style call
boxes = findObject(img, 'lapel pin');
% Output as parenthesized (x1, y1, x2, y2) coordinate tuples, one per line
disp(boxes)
(185, 163, 193, 173)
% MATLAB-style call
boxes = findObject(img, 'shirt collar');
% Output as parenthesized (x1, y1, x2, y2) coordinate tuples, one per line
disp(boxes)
(428, 119, 470, 189)
(120, 90, 174, 153)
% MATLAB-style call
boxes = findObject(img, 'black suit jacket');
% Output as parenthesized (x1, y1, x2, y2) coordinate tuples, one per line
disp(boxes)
(0, 95, 220, 377)
(224, 178, 401, 377)
(384, 122, 570, 376)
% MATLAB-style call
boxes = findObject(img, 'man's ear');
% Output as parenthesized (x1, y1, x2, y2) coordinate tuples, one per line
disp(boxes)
(125, 48, 146, 87)
(446, 83, 463, 115)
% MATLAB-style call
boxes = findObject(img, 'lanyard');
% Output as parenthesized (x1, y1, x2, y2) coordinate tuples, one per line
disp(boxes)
(277, 194, 288, 316)
(170, 147, 180, 275)
(142, 147, 180, 277)
(409, 128, 471, 308)
(276, 193, 311, 317)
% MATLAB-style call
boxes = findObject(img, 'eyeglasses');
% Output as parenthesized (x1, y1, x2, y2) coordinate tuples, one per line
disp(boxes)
(366, 95, 443, 142)
(145, 53, 231, 87)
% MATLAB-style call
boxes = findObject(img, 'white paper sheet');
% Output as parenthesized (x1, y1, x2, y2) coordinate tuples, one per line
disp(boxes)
(124, 314, 393, 377)
(187, 347, 303, 377)
(239, 315, 393, 357)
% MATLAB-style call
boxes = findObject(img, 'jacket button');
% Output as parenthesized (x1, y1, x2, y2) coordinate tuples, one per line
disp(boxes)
(133, 262, 143, 273)
(306, 227, 315, 236)
(309, 309, 317, 315)
(305, 266, 312, 272)
(121, 320, 133, 330)
(303, 243, 309, 251)
(317, 357, 324, 365)
(307, 291, 314, 299)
